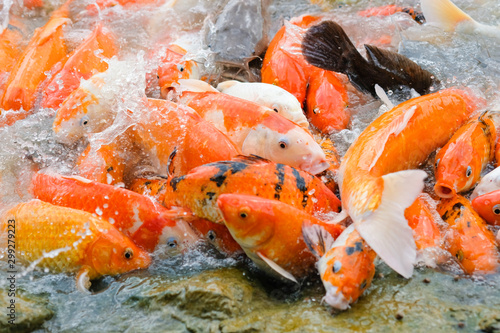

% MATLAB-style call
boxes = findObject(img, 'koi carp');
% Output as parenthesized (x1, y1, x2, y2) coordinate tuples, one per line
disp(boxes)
(162, 155, 342, 223)
(30, 172, 199, 253)
(217, 193, 345, 282)
(0, 199, 151, 291)
(437, 195, 500, 274)
(177, 88, 329, 174)
(434, 111, 497, 198)
(302, 224, 377, 310)
(337, 88, 479, 278)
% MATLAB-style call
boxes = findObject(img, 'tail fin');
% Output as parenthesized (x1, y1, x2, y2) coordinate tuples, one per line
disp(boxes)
(364, 45, 436, 95)
(420, 0, 474, 32)
(356, 170, 427, 278)
(302, 222, 335, 259)
(302, 21, 436, 96)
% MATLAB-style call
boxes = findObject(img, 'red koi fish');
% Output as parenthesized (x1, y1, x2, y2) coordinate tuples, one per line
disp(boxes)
(31, 172, 199, 253)
(434, 112, 496, 198)
(472, 190, 500, 226)
(437, 195, 500, 274)
(41, 23, 118, 109)
(1, 0, 72, 113)
(217, 194, 345, 282)
(404, 194, 443, 250)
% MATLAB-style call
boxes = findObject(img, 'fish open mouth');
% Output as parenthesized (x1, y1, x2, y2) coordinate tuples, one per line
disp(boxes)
(434, 183, 455, 198)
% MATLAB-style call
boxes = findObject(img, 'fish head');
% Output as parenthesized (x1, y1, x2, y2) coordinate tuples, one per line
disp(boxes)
(188, 218, 244, 257)
(89, 227, 151, 276)
(471, 190, 500, 225)
(434, 141, 476, 198)
(158, 47, 200, 99)
(154, 218, 200, 257)
(53, 78, 112, 144)
(217, 194, 276, 249)
(242, 113, 329, 174)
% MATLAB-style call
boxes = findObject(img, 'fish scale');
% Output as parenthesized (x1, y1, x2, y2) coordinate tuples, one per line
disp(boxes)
(2, 200, 108, 275)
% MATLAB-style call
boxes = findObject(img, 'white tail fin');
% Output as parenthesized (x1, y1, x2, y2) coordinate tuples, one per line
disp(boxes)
(421, 0, 474, 32)
(216, 80, 240, 92)
(177, 79, 218, 93)
(355, 170, 427, 278)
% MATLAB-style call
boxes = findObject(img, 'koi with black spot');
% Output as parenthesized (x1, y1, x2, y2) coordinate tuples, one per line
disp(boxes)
(303, 224, 377, 310)
(162, 155, 341, 223)
(437, 195, 500, 274)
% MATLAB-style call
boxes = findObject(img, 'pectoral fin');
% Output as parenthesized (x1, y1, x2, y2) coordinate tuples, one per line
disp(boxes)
(76, 266, 92, 294)
(256, 252, 298, 284)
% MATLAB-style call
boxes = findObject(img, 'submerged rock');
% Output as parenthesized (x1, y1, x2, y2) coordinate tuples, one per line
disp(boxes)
(0, 289, 53, 332)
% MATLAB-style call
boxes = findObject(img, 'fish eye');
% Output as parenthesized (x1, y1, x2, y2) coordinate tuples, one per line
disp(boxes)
(278, 139, 288, 149)
(455, 249, 464, 262)
(177, 64, 184, 72)
(166, 237, 178, 248)
(466, 166, 472, 177)
(272, 104, 279, 113)
(239, 209, 249, 219)
(493, 204, 500, 215)
(207, 230, 216, 242)
(80, 115, 90, 127)
(124, 248, 134, 260)
(435, 158, 440, 169)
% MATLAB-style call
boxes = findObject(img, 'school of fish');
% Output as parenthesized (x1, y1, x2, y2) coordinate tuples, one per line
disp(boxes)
(0, 0, 499, 313)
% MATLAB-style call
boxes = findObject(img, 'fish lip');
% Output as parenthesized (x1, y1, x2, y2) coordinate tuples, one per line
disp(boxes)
(434, 183, 456, 198)
(300, 160, 330, 175)
(322, 285, 350, 310)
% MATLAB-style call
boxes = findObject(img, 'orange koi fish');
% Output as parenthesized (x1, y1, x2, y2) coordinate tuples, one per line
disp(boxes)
(434, 112, 496, 198)
(337, 88, 479, 278)
(471, 190, 500, 226)
(0, 0, 72, 113)
(0, 199, 151, 291)
(75, 98, 240, 181)
(157, 44, 200, 99)
(302, 224, 377, 310)
(404, 194, 442, 250)
(437, 195, 500, 274)
(178, 90, 329, 174)
(357, 5, 426, 24)
(301, 20, 437, 97)
(261, 15, 322, 105)
(0, 16, 27, 96)
(41, 23, 118, 109)
(162, 155, 341, 224)
(421, 0, 500, 39)
(31, 172, 199, 253)
(217, 194, 345, 282)
(305, 68, 350, 134)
